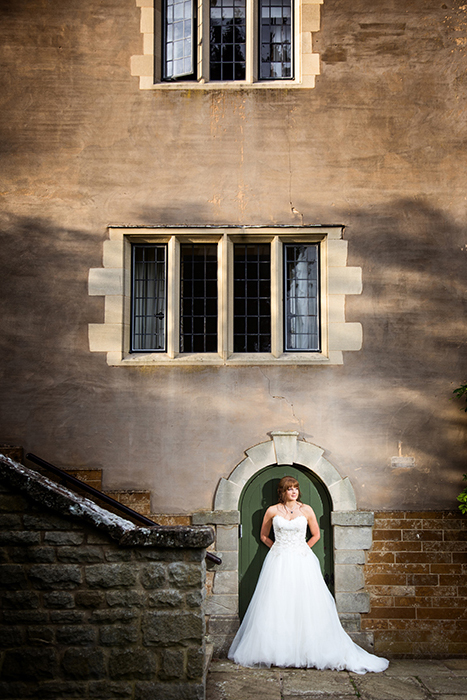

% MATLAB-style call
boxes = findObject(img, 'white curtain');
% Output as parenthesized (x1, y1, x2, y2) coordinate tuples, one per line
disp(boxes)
(286, 245, 318, 351)
(133, 248, 166, 350)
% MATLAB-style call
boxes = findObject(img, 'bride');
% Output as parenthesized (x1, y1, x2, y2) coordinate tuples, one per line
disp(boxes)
(228, 476, 389, 674)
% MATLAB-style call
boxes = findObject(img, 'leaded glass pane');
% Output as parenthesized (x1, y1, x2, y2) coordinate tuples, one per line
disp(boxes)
(234, 244, 271, 353)
(164, 0, 195, 80)
(284, 244, 320, 351)
(132, 244, 167, 352)
(180, 244, 218, 353)
(210, 0, 246, 80)
(260, 0, 292, 79)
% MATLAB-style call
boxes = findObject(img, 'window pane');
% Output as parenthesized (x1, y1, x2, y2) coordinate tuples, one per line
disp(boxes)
(180, 244, 218, 353)
(132, 244, 167, 352)
(259, 0, 293, 80)
(284, 244, 320, 351)
(164, 0, 195, 80)
(234, 244, 271, 353)
(210, 0, 246, 81)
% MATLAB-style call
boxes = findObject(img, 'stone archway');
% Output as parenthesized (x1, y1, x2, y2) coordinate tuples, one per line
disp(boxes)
(193, 431, 376, 656)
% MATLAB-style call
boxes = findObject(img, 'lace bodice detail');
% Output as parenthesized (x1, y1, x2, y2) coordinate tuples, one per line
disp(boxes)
(271, 515, 310, 555)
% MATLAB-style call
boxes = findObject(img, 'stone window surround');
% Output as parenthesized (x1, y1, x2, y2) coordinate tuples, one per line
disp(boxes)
(131, 0, 322, 89)
(193, 431, 376, 650)
(87, 225, 363, 367)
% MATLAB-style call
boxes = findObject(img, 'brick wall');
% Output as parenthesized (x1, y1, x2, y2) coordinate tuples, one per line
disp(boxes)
(0, 455, 214, 700)
(362, 511, 467, 657)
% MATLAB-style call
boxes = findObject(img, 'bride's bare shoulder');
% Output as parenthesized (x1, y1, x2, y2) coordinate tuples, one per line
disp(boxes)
(299, 503, 315, 515)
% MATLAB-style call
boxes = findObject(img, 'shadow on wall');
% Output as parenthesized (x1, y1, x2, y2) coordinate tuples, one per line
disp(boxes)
(346, 198, 467, 370)
(0, 211, 116, 461)
(1, 200, 467, 509)
(335, 197, 467, 503)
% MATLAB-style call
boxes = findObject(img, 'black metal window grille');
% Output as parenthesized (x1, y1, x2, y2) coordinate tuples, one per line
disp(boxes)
(163, 0, 196, 80)
(234, 244, 271, 352)
(180, 244, 218, 353)
(259, 0, 292, 79)
(284, 243, 320, 351)
(131, 244, 167, 352)
(210, 0, 246, 80)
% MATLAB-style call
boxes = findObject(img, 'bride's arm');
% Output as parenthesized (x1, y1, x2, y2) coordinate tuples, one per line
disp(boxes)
(260, 507, 276, 548)
(303, 506, 321, 548)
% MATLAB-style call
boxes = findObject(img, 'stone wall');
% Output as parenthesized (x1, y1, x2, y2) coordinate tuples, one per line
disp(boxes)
(362, 511, 467, 657)
(0, 456, 214, 700)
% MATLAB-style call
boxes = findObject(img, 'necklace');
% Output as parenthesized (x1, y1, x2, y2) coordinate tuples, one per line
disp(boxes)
(284, 503, 296, 514)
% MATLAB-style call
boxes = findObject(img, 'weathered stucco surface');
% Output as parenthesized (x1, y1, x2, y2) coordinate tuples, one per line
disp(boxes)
(1, 0, 467, 512)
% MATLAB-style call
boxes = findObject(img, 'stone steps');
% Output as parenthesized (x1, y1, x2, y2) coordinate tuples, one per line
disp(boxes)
(62, 468, 103, 491)
(36, 467, 153, 517)
(104, 489, 152, 516)
(0, 449, 154, 519)
(0, 446, 195, 525)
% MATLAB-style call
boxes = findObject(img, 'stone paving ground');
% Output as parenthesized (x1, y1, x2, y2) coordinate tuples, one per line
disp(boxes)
(207, 658, 467, 700)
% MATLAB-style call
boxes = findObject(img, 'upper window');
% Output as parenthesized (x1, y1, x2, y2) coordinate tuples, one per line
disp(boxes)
(161, 0, 292, 82)
(88, 226, 363, 366)
(131, 0, 321, 89)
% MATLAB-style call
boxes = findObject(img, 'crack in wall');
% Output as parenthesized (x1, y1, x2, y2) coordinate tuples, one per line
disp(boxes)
(258, 368, 302, 430)
(286, 109, 304, 223)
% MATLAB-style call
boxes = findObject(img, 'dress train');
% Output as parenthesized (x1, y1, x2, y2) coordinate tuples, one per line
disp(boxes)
(228, 515, 388, 674)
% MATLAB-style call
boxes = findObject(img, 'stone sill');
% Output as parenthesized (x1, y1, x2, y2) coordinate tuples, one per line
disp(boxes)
(138, 79, 316, 90)
(105, 351, 343, 367)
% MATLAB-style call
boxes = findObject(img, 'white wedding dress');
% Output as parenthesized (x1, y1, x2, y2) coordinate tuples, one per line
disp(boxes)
(228, 515, 388, 674)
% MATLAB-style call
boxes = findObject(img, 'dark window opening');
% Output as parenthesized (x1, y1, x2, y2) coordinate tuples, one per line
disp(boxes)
(180, 244, 218, 352)
(284, 243, 320, 351)
(234, 244, 271, 352)
(210, 0, 246, 80)
(259, 0, 292, 79)
(131, 244, 167, 352)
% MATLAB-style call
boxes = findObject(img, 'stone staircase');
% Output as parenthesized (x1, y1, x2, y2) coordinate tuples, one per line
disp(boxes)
(1, 444, 224, 664)
(0, 445, 189, 525)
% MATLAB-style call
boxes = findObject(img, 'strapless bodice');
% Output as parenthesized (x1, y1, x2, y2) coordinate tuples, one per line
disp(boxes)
(271, 515, 309, 554)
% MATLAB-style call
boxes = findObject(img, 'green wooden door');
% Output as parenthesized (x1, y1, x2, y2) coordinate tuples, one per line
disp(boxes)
(238, 463, 333, 620)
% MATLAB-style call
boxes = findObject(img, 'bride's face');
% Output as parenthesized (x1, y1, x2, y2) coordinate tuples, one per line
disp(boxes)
(286, 486, 299, 501)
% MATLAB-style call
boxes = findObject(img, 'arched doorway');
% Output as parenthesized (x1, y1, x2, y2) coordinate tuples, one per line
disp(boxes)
(238, 463, 333, 618)
(197, 432, 375, 657)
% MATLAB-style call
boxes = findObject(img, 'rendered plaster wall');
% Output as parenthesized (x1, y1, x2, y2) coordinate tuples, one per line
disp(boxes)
(1, 0, 467, 513)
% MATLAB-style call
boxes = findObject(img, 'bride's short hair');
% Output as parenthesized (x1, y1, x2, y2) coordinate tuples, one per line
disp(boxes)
(277, 476, 301, 504)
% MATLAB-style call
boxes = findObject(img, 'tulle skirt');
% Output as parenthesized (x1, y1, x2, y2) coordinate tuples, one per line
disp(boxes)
(228, 542, 388, 674)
